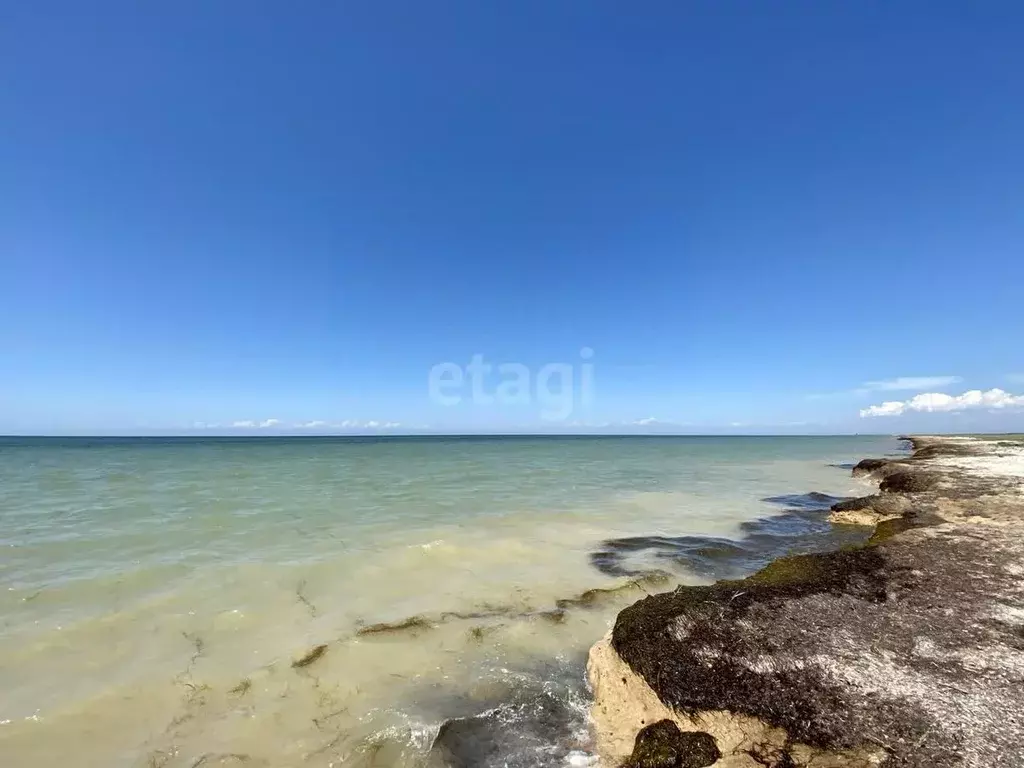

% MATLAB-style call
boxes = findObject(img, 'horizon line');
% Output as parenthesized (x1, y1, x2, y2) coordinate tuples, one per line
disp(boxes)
(0, 431, 913, 439)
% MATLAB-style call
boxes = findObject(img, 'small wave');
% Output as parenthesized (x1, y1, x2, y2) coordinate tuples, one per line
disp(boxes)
(428, 671, 591, 767)
(761, 491, 849, 510)
(335, 659, 593, 767)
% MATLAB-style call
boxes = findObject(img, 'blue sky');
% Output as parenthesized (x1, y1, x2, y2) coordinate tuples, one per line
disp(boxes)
(2, 1, 1023, 435)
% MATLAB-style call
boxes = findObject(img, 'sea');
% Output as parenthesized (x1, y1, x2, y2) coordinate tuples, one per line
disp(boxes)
(0, 435, 899, 767)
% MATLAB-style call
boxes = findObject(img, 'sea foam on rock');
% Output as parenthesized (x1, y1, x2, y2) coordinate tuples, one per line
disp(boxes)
(588, 436, 1024, 767)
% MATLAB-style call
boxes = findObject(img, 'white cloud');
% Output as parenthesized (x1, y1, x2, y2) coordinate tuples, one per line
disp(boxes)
(301, 419, 402, 430)
(862, 376, 962, 392)
(198, 418, 404, 431)
(860, 388, 1024, 417)
(859, 401, 906, 418)
(622, 417, 692, 429)
(807, 375, 962, 401)
(228, 418, 281, 428)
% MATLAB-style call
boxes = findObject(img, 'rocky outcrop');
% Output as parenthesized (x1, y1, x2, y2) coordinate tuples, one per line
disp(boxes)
(851, 458, 903, 478)
(827, 493, 908, 526)
(589, 436, 1024, 768)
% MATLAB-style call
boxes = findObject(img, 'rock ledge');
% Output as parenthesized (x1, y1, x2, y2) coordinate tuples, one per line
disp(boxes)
(588, 436, 1024, 767)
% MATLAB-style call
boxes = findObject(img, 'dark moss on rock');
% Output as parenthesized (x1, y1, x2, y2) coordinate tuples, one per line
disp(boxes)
(878, 471, 938, 493)
(611, 546, 899, 747)
(620, 720, 720, 768)
(608, 437, 1024, 767)
(866, 509, 945, 545)
(865, 516, 917, 544)
(830, 495, 876, 513)
(911, 443, 981, 460)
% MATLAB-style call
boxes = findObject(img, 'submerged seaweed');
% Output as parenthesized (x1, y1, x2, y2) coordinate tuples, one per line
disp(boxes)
(357, 616, 434, 636)
(590, 491, 868, 582)
(291, 644, 328, 669)
(761, 491, 849, 510)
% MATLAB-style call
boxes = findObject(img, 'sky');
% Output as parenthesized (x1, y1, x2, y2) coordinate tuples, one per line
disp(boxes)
(2, 1, 1023, 435)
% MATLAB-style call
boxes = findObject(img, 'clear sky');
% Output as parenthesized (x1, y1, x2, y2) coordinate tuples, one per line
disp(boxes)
(2, 1, 1023, 435)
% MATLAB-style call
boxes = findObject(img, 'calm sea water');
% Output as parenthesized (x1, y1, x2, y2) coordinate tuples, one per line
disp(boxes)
(0, 435, 897, 767)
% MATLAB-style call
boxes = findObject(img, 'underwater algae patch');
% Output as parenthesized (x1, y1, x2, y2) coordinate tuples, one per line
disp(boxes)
(291, 643, 328, 668)
(590, 492, 871, 585)
(356, 615, 435, 637)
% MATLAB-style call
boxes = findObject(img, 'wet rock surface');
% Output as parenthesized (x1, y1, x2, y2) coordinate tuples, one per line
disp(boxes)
(427, 673, 587, 768)
(430, 697, 571, 768)
(592, 436, 1024, 767)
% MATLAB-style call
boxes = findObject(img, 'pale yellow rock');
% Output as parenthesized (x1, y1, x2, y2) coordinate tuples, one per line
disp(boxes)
(827, 508, 899, 526)
(712, 756, 761, 768)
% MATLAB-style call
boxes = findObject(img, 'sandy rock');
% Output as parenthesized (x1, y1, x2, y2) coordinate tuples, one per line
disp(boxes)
(711, 756, 761, 768)
(828, 494, 907, 526)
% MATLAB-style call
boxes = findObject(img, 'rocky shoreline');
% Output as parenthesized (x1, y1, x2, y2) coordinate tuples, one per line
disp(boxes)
(587, 436, 1024, 768)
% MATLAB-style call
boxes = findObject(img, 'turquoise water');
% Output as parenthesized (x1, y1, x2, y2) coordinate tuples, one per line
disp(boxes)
(0, 435, 896, 767)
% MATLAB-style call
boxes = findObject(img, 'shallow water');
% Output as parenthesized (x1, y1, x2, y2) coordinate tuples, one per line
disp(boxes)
(0, 435, 894, 767)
